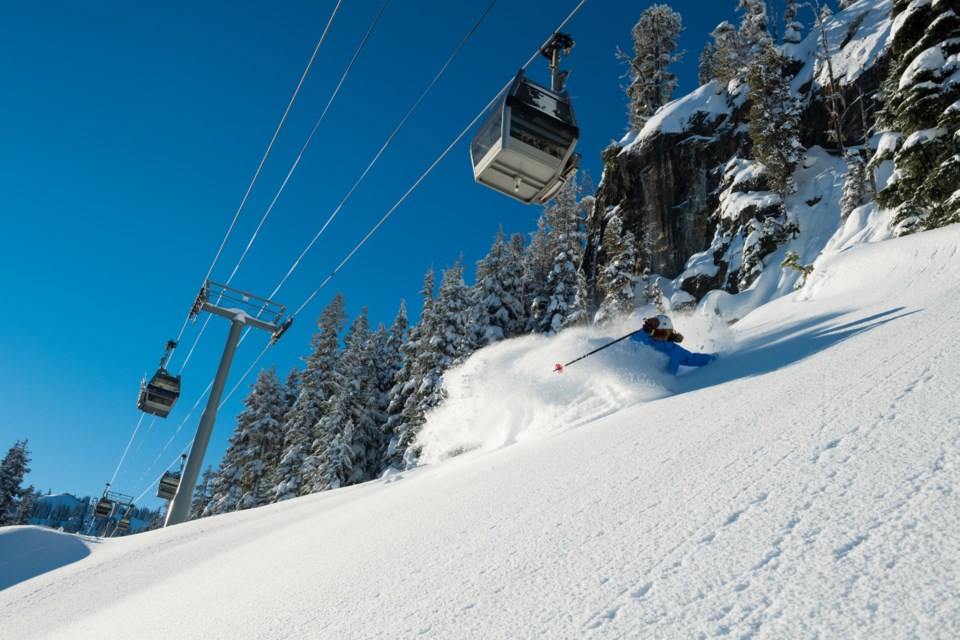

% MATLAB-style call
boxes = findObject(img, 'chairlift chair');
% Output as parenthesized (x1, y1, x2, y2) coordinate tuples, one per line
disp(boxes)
(470, 69, 580, 205)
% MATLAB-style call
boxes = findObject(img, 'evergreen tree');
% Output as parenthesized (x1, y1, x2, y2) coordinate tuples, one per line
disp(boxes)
(623, 4, 684, 129)
(533, 178, 587, 334)
(13, 486, 37, 525)
(373, 302, 409, 462)
(651, 277, 667, 314)
(207, 366, 288, 514)
(282, 366, 301, 413)
(188, 466, 216, 520)
(374, 302, 408, 466)
(469, 229, 527, 346)
(382, 269, 434, 469)
(523, 217, 554, 333)
(737, 0, 770, 55)
(389, 261, 476, 467)
(814, 3, 846, 152)
(711, 21, 743, 88)
(876, 0, 960, 232)
(595, 214, 639, 324)
(841, 149, 870, 218)
(783, 0, 803, 44)
(0, 439, 31, 525)
(711, 0, 769, 88)
(746, 40, 804, 198)
(698, 41, 717, 86)
(309, 309, 383, 491)
(272, 294, 346, 500)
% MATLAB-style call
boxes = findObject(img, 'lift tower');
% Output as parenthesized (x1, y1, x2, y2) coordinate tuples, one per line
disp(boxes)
(164, 281, 290, 527)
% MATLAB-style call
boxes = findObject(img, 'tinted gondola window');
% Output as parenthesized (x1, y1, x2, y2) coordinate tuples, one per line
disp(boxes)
(514, 80, 575, 125)
(471, 107, 503, 164)
(509, 109, 573, 159)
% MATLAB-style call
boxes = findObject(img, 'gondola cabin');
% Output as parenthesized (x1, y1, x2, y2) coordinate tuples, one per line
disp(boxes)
(137, 368, 181, 418)
(93, 497, 113, 519)
(156, 471, 181, 501)
(471, 70, 580, 205)
(117, 516, 131, 532)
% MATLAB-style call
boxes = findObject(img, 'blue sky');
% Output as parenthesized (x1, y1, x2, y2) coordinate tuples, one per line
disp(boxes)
(0, 0, 803, 509)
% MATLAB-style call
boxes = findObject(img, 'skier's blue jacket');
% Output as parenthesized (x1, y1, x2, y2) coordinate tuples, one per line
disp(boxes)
(630, 330, 715, 375)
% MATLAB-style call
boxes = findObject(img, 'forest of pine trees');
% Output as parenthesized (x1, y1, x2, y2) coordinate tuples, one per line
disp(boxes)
(194, 178, 596, 519)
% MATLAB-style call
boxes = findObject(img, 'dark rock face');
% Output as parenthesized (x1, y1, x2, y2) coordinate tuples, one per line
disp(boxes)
(584, 36, 890, 313)
(583, 98, 749, 314)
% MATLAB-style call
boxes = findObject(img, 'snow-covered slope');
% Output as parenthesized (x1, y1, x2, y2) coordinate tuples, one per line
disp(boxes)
(2, 227, 959, 638)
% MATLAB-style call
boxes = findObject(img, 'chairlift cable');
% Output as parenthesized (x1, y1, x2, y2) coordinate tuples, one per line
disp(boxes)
(221, 0, 391, 291)
(108, 413, 147, 487)
(138, 0, 494, 481)
(521, 0, 588, 72)
(268, 0, 500, 300)
(161, 0, 385, 382)
(175, 314, 213, 375)
(285, 0, 589, 317)
(166, 0, 343, 362)
(126, 0, 588, 504)
(199, 0, 343, 291)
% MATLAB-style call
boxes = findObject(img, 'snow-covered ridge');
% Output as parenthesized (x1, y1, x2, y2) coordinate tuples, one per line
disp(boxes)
(619, 0, 893, 154)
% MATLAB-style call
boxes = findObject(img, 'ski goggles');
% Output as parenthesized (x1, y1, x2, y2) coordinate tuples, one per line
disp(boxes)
(651, 328, 672, 341)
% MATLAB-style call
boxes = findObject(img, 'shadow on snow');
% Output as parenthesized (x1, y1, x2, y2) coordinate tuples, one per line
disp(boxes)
(0, 526, 94, 591)
(673, 307, 917, 395)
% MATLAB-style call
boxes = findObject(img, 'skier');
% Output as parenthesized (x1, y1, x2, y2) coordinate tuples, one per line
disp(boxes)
(630, 315, 716, 374)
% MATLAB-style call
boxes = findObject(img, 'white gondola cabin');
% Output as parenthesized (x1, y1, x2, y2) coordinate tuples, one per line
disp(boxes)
(156, 471, 181, 501)
(471, 69, 580, 205)
(137, 368, 181, 418)
(93, 497, 113, 519)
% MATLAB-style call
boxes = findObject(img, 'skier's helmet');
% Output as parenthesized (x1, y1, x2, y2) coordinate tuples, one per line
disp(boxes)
(651, 314, 673, 341)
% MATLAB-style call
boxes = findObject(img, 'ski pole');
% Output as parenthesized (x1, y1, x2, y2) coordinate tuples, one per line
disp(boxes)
(554, 330, 639, 373)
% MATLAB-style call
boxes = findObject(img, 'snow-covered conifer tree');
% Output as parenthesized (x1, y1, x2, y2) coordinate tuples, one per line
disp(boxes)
(372, 302, 408, 458)
(737, 0, 770, 55)
(533, 178, 587, 334)
(523, 217, 554, 333)
(382, 270, 434, 469)
(206, 367, 287, 514)
(711, 21, 743, 88)
(391, 261, 476, 467)
(623, 4, 684, 129)
(698, 41, 717, 86)
(188, 466, 216, 520)
(282, 366, 300, 413)
(469, 229, 527, 346)
(813, 3, 846, 152)
(711, 0, 769, 88)
(783, 0, 803, 44)
(876, 0, 960, 232)
(841, 149, 870, 218)
(595, 214, 638, 324)
(746, 40, 803, 198)
(0, 439, 31, 525)
(310, 309, 382, 491)
(272, 294, 346, 500)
